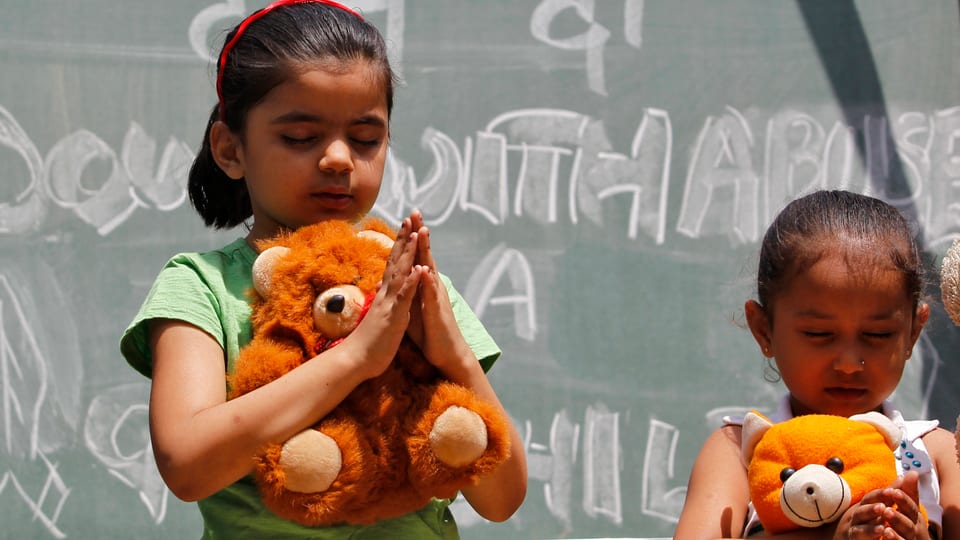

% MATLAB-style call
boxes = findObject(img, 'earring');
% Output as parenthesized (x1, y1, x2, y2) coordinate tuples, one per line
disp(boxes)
(762, 347, 772, 357)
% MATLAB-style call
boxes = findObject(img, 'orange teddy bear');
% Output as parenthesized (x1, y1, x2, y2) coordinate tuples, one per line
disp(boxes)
(741, 411, 922, 536)
(228, 219, 511, 526)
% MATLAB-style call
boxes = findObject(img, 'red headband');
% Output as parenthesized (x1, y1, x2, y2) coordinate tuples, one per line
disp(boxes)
(216, 0, 363, 121)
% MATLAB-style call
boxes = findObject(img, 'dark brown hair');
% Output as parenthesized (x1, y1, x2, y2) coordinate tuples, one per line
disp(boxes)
(755, 190, 924, 321)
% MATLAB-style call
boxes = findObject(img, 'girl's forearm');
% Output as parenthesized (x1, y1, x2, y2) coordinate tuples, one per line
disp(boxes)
(150, 324, 375, 501)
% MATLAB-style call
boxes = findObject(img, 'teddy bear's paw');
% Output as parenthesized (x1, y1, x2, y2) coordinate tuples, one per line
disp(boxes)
(279, 430, 342, 493)
(428, 406, 489, 467)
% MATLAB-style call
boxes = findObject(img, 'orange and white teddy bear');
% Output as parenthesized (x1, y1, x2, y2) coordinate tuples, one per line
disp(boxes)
(741, 410, 925, 535)
(228, 218, 511, 526)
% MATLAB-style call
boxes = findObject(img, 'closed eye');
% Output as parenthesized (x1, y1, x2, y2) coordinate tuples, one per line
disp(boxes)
(282, 135, 316, 145)
(352, 138, 381, 147)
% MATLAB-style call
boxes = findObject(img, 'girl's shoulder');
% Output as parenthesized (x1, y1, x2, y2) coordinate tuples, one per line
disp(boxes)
(700, 422, 746, 463)
(170, 237, 255, 270)
(919, 426, 957, 460)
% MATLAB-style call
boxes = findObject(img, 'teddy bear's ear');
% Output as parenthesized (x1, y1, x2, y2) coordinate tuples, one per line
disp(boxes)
(941, 238, 960, 325)
(741, 410, 773, 466)
(252, 246, 291, 298)
(357, 230, 394, 249)
(848, 411, 902, 450)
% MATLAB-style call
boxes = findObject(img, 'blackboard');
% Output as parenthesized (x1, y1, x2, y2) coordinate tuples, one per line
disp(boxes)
(2, 1, 959, 538)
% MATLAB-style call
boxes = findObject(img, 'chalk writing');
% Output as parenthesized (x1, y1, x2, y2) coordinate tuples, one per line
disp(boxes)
(0, 274, 47, 460)
(640, 419, 684, 523)
(463, 244, 538, 342)
(522, 411, 578, 534)
(530, 0, 645, 96)
(583, 403, 622, 524)
(379, 105, 960, 247)
(4, 103, 959, 248)
(188, 1, 407, 75)
(515, 405, 624, 533)
(0, 106, 46, 234)
(1, 453, 69, 539)
(187, 0, 246, 62)
(678, 107, 761, 243)
(84, 384, 168, 523)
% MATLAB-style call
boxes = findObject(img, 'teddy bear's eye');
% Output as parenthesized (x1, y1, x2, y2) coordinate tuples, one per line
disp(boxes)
(326, 295, 346, 313)
(779, 467, 795, 483)
(825, 457, 844, 473)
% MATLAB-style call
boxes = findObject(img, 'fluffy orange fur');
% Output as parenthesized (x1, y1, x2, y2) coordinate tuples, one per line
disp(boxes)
(228, 219, 511, 526)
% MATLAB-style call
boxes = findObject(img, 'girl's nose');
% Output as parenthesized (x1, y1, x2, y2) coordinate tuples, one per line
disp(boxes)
(319, 139, 354, 174)
(833, 347, 864, 373)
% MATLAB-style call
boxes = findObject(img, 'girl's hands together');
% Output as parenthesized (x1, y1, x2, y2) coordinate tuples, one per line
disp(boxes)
(349, 215, 425, 379)
(836, 472, 930, 540)
(405, 210, 473, 374)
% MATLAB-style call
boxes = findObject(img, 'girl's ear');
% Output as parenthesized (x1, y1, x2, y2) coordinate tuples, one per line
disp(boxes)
(909, 302, 930, 352)
(210, 121, 245, 180)
(744, 299, 773, 357)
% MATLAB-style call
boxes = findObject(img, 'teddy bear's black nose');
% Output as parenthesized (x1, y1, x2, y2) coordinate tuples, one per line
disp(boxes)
(327, 295, 346, 313)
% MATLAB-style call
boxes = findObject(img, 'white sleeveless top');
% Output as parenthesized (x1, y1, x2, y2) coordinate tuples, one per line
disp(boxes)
(726, 396, 942, 538)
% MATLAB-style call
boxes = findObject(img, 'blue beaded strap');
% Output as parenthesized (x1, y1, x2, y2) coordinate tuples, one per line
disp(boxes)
(895, 438, 932, 474)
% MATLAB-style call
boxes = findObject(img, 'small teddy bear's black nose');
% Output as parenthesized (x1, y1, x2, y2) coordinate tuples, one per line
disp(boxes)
(327, 295, 346, 313)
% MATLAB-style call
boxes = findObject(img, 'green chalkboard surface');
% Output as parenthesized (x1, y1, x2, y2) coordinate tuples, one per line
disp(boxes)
(2, 1, 959, 538)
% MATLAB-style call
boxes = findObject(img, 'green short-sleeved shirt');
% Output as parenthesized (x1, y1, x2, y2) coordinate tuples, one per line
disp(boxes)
(120, 237, 501, 539)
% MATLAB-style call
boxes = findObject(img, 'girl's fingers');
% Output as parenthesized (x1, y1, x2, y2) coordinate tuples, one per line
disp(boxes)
(896, 471, 921, 500)
(891, 489, 921, 523)
(420, 265, 438, 303)
(409, 209, 424, 232)
(417, 227, 436, 270)
(394, 265, 424, 308)
(385, 229, 417, 278)
(404, 208, 436, 271)
(382, 218, 411, 273)
(849, 521, 885, 539)
(880, 504, 923, 539)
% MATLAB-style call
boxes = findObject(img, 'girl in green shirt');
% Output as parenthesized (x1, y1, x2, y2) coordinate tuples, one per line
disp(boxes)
(120, 1, 527, 537)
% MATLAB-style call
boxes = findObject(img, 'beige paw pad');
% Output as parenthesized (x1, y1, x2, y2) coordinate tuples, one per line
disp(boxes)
(429, 406, 488, 467)
(279, 430, 342, 493)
